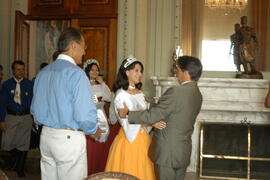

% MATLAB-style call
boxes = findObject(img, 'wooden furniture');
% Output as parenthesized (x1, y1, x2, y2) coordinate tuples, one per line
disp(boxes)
(71, 18, 117, 88)
(85, 172, 139, 180)
(14, 11, 30, 78)
(28, 0, 117, 19)
(15, 0, 118, 86)
(0, 169, 8, 180)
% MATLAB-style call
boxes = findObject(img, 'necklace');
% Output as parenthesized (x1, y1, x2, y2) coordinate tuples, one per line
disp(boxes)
(128, 85, 136, 89)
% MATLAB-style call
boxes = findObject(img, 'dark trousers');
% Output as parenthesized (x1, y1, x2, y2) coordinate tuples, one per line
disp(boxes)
(155, 164, 186, 180)
(10, 149, 27, 177)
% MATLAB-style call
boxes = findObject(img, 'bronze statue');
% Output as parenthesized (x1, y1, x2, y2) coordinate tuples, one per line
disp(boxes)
(230, 23, 241, 72)
(232, 16, 263, 79)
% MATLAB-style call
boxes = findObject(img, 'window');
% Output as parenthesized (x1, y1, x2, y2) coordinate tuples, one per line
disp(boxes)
(202, 40, 236, 71)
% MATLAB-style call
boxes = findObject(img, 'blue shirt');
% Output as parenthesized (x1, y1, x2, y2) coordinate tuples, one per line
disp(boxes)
(31, 55, 98, 135)
(0, 78, 33, 122)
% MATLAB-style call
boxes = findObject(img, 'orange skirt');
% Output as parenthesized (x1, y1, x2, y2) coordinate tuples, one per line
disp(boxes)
(105, 127, 156, 180)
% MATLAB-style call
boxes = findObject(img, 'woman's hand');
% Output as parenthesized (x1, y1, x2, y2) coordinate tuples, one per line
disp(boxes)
(95, 76, 104, 84)
(152, 121, 166, 130)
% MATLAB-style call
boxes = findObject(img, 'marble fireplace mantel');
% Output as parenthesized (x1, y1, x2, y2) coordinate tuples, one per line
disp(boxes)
(151, 76, 270, 172)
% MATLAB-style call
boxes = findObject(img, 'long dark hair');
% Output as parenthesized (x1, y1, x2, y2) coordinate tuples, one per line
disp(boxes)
(84, 63, 100, 84)
(113, 59, 144, 92)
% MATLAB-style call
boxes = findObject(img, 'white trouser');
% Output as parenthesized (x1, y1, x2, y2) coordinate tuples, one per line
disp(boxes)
(40, 126, 87, 180)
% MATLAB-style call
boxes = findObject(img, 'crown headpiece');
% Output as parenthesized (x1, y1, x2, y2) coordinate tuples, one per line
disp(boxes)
(124, 55, 137, 68)
(83, 59, 100, 70)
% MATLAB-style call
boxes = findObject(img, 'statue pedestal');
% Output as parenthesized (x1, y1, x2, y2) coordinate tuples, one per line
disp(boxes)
(236, 71, 263, 79)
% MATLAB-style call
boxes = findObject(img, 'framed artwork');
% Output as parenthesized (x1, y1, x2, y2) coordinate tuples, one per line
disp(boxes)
(36, 20, 69, 70)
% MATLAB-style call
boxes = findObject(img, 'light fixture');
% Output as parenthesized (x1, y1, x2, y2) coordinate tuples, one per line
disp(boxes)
(205, 0, 248, 11)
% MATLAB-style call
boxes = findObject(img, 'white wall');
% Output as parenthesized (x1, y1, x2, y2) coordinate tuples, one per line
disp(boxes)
(203, 5, 250, 40)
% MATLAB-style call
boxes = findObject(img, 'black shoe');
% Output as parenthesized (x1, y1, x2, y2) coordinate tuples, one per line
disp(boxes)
(16, 151, 28, 178)
(9, 149, 19, 170)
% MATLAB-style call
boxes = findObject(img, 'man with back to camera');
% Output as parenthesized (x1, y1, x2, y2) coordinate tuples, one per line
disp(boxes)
(0, 60, 33, 177)
(118, 56, 203, 180)
(31, 27, 101, 180)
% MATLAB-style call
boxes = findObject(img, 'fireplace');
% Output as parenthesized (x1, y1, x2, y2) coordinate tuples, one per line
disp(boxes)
(200, 123, 270, 179)
(151, 77, 270, 179)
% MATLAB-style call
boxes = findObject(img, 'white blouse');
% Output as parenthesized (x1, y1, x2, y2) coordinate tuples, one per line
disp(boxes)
(113, 89, 149, 143)
(91, 83, 111, 142)
(91, 83, 111, 108)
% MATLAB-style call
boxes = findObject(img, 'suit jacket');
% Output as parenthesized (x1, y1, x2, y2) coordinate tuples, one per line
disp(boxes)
(128, 82, 202, 168)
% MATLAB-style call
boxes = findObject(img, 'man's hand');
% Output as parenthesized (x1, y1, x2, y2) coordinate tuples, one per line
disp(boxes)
(0, 122, 6, 131)
(90, 127, 102, 139)
(117, 103, 129, 118)
(152, 121, 166, 130)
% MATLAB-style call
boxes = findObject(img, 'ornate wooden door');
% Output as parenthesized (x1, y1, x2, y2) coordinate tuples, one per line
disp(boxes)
(14, 11, 30, 78)
(71, 18, 117, 88)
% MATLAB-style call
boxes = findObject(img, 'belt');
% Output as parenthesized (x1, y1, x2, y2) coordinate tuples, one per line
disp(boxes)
(64, 128, 83, 132)
(7, 109, 30, 116)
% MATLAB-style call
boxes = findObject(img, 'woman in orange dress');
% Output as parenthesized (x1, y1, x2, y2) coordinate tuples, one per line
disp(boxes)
(105, 56, 165, 180)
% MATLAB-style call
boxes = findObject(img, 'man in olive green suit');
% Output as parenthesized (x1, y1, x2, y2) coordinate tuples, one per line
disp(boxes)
(118, 56, 203, 180)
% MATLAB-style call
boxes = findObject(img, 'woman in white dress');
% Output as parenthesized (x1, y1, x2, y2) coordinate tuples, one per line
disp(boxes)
(105, 56, 166, 180)
(84, 59, 116, 175)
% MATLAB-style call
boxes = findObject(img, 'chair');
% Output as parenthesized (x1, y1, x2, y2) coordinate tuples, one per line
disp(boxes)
(0, 169, 8, 180)
(85, 171, 140, 180)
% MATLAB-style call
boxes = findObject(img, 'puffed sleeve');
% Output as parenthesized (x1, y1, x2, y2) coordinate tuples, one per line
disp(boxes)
(114, 90, 141, 143)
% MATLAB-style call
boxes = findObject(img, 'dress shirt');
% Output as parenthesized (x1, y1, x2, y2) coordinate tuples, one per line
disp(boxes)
(31, 55, 98, 135)
(0, 78, 33, 122)
(181, 81, 193, 85)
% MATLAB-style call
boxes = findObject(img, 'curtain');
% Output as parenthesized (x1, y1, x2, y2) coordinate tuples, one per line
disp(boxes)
(251, 0, 269, 71)
(181, 0, 203, 59)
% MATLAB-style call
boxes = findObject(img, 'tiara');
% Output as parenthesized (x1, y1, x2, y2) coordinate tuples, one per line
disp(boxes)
(124, 55, 137, 68)
(83, 59, 99, 70)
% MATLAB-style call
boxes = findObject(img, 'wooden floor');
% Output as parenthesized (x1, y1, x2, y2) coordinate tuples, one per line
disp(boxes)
(2, 149, 210, 180)
(3, 171, 208, 180)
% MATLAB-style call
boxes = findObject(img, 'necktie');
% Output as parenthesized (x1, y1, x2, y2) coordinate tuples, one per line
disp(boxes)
(14, 79, 22, 104)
